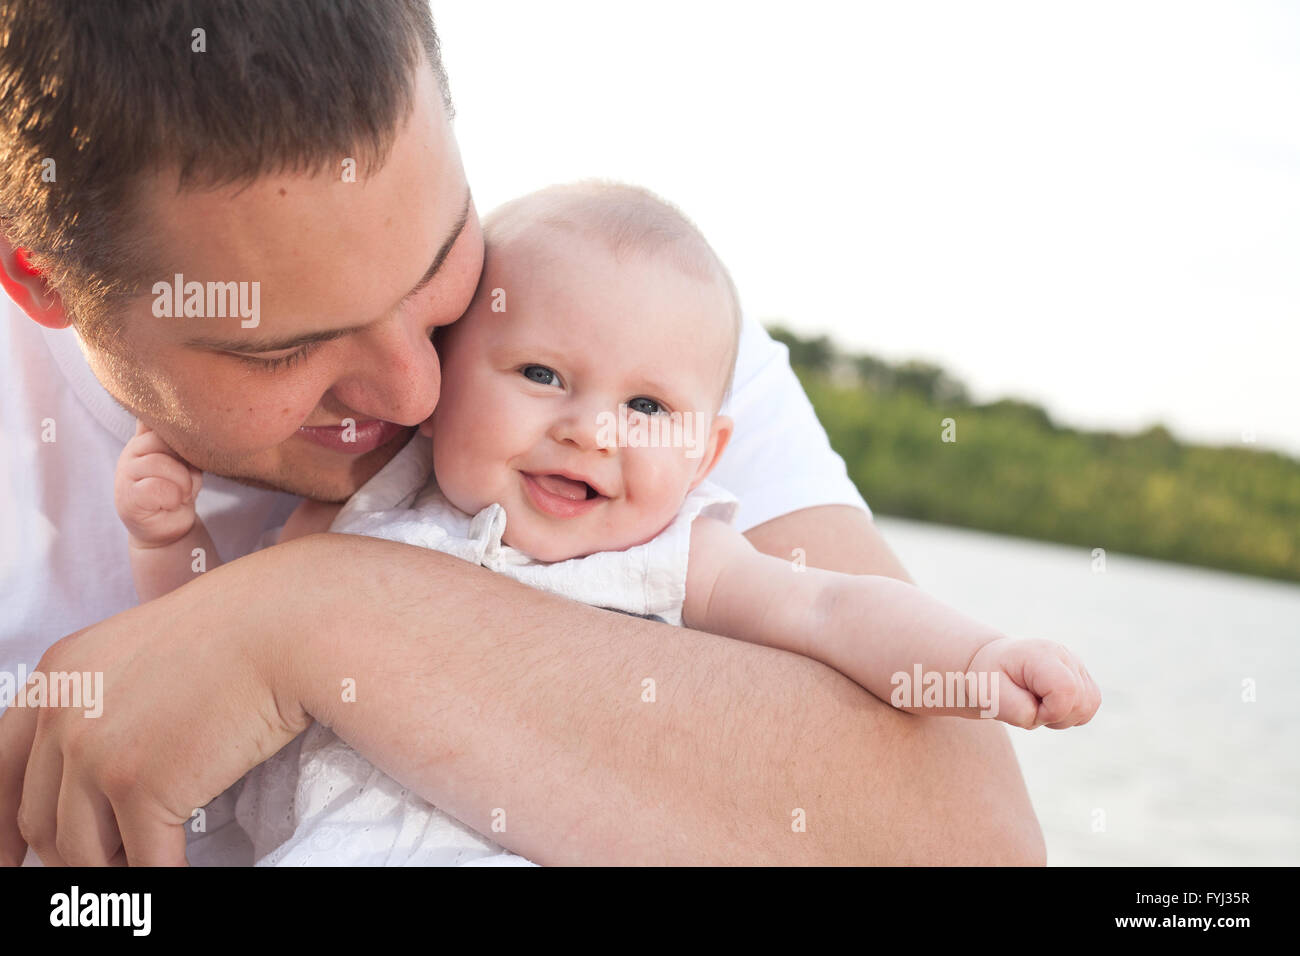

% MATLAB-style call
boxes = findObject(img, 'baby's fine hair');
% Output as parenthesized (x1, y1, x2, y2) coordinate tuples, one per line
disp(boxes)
(482, 180, 743, 408)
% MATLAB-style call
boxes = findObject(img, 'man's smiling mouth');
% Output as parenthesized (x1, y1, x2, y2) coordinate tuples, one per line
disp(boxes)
(297, 419, 408, 455)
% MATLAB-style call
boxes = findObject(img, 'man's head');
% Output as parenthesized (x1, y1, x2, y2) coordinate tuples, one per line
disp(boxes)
(424, 181, 739, 563)
(0, 0, 484, 500)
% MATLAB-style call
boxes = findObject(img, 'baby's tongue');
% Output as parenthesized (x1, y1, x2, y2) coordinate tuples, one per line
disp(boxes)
(533, 473, 589, 500)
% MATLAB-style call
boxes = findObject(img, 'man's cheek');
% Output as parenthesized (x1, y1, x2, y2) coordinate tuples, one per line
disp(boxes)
(195, 385, 320, 453)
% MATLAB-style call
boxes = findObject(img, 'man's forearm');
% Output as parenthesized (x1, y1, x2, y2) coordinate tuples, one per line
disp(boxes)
(264, 517, 1043, 864)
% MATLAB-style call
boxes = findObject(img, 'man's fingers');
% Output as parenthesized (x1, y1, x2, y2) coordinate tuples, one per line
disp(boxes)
(113, 798, 188, 867)
(16, 729, 67, 867)
(56, 775, 123, 866)
(0, 702, 40, 865)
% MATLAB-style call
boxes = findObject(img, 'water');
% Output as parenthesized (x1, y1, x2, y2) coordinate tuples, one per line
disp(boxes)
(873, 516, 1300, 866)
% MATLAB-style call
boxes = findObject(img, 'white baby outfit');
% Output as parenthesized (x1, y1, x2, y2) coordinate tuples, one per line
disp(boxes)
(234, 434, 738, 865)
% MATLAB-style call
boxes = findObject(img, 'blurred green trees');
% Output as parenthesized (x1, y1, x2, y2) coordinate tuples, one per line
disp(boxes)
(767, 324, 1300, 583)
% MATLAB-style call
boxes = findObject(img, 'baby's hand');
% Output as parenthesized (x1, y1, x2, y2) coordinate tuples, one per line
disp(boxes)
(113, 420, 203, 548)
(967, 637, 1101, 729)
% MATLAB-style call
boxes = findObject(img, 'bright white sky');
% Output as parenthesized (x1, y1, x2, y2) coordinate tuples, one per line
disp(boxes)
(433, 1, 1299, 457)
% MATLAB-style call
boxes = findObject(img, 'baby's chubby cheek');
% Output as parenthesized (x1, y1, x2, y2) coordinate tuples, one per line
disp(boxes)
(613, 460, 697, 538)
(427, 431, 489, 503)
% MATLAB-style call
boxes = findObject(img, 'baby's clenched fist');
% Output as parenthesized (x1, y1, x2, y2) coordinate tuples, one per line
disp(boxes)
(114, 420, 203, 548)
(967, 637, 1101, 729)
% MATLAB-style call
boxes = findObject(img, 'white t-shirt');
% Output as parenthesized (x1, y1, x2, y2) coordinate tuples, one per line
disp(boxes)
(0, 292, 871, 864)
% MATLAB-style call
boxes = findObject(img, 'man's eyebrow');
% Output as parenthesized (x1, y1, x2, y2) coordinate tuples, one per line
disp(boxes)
(401, 190, 472, 303)
(184, 191, 473, 354)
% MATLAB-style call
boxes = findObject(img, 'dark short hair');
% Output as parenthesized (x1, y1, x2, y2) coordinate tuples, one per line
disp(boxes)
(0, 0, 451, 344)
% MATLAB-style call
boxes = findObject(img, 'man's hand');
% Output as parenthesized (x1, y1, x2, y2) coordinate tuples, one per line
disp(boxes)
(0, 563, 310, 866)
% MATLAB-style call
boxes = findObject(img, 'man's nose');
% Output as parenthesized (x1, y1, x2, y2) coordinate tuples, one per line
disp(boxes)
(328, 316, 443, 426)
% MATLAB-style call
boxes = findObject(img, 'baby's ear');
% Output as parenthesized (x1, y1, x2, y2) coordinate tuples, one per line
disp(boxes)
(688, 414, 733, 491)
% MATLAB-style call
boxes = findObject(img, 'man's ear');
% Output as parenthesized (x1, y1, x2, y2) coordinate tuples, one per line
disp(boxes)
(687, 413, 734, 493)
(0, 233, 70, 329)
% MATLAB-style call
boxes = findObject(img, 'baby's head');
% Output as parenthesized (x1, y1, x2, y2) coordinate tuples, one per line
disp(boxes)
(422, 180, 740, 562)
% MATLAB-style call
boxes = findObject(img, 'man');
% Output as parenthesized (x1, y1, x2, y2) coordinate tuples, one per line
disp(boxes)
(0, 1, 1043, 865)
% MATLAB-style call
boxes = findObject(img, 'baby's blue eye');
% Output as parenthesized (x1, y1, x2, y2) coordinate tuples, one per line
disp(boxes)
(522, 364, 558, 386)
(627, 397, 664, 416)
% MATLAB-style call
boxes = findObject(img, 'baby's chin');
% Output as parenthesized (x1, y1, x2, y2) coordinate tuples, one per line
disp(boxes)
(501, 512, 677, 564)
(500, 527, 594, 564)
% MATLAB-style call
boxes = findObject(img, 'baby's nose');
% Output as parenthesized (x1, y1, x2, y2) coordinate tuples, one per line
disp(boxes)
(553, 406, 619, 454)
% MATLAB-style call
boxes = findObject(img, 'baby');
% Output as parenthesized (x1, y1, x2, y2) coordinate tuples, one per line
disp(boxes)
(116, 181, 1100, 865)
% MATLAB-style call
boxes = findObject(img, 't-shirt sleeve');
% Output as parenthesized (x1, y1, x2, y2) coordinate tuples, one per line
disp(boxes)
(708, 314, 871, 532)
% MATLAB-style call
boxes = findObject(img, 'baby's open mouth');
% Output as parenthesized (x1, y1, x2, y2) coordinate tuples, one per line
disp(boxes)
(531, 473, 602, 501)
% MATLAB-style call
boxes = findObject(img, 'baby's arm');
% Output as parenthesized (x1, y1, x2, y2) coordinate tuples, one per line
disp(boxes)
(683, 517, 1100, 729)
(279, 498, 343, 543)
(114, 420, 222, 603)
